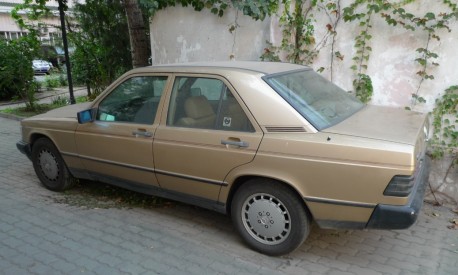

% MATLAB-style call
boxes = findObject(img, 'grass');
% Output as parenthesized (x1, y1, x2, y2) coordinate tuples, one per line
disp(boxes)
(0, 95, 89, 118)
(1, 104, 55, 117)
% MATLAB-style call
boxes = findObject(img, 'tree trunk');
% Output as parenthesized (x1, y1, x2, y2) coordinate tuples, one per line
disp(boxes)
(124, 0, 149, 68)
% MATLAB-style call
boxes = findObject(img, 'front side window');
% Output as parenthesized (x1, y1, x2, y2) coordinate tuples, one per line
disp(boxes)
(167, 76, 254, 132)
(264, 69, 364, 130)
(97, 76, 167, 124)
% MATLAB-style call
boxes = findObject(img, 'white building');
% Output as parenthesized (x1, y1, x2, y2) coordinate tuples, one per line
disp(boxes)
(0, 0, 78, 44)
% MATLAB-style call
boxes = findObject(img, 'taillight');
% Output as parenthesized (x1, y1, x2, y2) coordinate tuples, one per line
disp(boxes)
(384, 175, 415, 197)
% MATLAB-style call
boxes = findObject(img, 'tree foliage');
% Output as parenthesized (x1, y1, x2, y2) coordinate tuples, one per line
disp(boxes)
(3, 2, 46, 109)
(0, 35, 40, 108)
(139, 0, 278, 20)
(69, 0, 132, 96)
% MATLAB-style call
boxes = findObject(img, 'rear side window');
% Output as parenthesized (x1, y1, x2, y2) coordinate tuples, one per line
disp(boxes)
(167, 76, 254, 132)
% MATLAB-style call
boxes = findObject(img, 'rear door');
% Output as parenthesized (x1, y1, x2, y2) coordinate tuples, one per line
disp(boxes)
(153, 75, 263, 201)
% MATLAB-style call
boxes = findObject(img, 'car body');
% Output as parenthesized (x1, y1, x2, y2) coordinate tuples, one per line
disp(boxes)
(16, 61, 430, 255)
(32, 59, 51, 74)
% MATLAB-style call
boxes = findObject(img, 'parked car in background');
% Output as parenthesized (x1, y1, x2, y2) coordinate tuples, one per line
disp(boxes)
(32, 59, 51, 74)
(16, 61, 430, 256)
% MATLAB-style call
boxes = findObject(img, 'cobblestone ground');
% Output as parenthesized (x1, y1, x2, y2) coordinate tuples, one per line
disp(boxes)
(1, 117, 457, 275)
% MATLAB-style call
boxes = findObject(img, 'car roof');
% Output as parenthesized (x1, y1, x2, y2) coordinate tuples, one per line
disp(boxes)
(130, 61, 311, 75)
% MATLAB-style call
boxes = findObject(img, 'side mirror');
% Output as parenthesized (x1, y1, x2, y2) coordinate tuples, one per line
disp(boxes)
(77, 109, 96, 124)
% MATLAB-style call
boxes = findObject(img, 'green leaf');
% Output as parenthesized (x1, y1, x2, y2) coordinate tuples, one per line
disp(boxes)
(416, 48, 426, 53)
(415, 59, 426, 66)
(425, 12, 436, 20)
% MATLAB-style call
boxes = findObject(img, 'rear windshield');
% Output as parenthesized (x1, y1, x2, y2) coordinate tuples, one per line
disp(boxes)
(263, 69, 364, 130)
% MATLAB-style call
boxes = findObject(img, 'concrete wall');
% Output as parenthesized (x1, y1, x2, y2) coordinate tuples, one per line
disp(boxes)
(150, 2, 458, 205)
(150, 7, 271, 64)
(150, 2, 457, 112)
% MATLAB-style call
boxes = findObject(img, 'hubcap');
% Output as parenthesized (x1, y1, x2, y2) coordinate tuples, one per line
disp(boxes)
(38, 150, 59, 181)
(241, 193, 291, 245)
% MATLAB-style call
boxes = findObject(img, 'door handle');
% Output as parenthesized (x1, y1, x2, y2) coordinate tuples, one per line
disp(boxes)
(132, 129, 153, 137)
(221, 139, 249, 148)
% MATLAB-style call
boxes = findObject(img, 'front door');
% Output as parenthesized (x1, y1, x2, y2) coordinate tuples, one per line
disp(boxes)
(75, 75, 169, 187)
(154, 75, 263, 202)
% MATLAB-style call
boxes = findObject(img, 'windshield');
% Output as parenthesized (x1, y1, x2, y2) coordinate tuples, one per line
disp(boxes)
(264, 69, 364, 130)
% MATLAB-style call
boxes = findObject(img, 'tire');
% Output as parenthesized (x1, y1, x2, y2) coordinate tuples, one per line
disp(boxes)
(31, 138, 74, 191)
(231, 179, 311, 256)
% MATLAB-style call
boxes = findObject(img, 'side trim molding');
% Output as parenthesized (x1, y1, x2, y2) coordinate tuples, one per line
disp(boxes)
(62, 152, 155, 173)
(304, 196, 376, 208)
(63, 152, 228, 187)
(155, 169, 228, 187)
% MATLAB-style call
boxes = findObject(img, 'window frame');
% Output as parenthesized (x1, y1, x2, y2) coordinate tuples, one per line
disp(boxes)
(92, 73, 171, 125)
(162, 73, 258, 133)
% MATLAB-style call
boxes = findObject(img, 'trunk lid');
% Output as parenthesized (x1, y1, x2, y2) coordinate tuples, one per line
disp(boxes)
(323, 105, 427, 145)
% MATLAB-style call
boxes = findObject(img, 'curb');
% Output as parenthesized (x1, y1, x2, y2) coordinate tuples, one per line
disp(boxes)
(0, 112, 24, 121)
(0, 87, 88, 107)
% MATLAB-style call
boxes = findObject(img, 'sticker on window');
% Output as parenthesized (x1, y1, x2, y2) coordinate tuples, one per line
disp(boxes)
(223, 117, 232, 127)
(100, 113, 116, 121)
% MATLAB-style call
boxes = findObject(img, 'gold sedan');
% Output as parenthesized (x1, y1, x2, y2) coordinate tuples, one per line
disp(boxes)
(17, 61, 430, 255)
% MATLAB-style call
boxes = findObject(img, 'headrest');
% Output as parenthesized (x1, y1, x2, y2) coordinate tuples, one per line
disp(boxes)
(184, 96, 215, 119)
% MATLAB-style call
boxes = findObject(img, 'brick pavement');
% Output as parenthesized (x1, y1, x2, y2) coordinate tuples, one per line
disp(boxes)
(0, 116, 457, 275)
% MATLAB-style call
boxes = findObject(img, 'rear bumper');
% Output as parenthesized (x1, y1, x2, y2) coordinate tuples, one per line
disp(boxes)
(16, 140, 32, 161)
(366, 156, 431, 229)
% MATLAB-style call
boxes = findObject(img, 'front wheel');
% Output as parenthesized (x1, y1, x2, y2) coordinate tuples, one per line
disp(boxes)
(31, 138, 74, 191)
(231, 179, 311, 256)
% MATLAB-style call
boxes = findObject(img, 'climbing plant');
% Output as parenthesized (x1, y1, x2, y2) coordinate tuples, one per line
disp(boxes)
(381, 5, 457, 109)
(431, 85, 458, 159)
(342, 1, 390, 103)
(259, 0, 456, 107)
(260, 0, 340, 67)
(139, 0, 278, 20)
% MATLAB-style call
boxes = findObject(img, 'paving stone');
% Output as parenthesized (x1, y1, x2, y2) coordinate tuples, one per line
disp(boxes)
(386, 258, 420, 273)
(1, 116, 457, 274)
(317, 257, 351, 272)
(347, 265, 383, 275)
(118, 262, 148, 275)
(298, 260, 331, 273)
(28, 262, 58, 274)
(209, 261, 242, 274)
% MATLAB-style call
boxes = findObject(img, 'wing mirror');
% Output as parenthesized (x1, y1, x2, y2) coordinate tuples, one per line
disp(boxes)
(77, 109, 96, 124)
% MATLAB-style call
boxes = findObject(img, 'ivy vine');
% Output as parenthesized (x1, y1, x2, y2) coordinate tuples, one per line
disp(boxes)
(260, 0, 340, 67)
(382, 6, 456, 109)
(430, 85, 458, 191)
(139, 0, 278, 20)
(431, 85, 458, 159)
(342, 1, 390, 103)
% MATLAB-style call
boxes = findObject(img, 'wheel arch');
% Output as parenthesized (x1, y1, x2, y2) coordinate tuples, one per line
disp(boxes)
(29, 133, 75, 176)
(29, 133, 52, 148)
(225, 175, 313, 220)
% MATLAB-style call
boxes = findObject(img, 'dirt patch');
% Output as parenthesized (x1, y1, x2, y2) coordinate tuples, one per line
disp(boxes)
(52, 179, 176, 209)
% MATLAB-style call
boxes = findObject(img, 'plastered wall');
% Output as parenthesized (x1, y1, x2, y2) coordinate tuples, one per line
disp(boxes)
(150, 3, 458, 205)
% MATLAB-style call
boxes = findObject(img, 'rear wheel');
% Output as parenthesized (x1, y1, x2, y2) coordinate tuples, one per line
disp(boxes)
(31, 138, 74, 191)
(231, 179, 310, 256)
